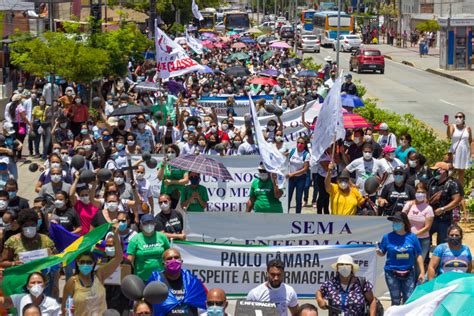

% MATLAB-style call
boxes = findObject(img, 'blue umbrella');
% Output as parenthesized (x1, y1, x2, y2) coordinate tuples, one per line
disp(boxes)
(198, 65, 214, 74)
(341, 94, 365, 108)
(240, 37, 256, 44)
(259, 69, 281, 77)
(296, 70, 318, 77)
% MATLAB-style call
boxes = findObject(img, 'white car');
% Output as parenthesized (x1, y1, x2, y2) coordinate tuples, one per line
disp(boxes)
(215, 21, 225, 33)
(258, 21, 276, 30)
(300, 35, 320, 53)
(333, 34, 363, 52)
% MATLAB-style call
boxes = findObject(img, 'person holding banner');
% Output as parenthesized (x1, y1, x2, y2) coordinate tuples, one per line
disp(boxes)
(246, 164, 283, 213)
(287, 137, 310, 214)
(326, 163, 365, 216)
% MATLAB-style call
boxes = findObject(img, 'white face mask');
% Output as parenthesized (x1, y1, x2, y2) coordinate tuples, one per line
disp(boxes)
(142, 223, 155, 234)
(54, 200, 65, 209)
(138, 123, 146, 129)
(387, 153, 395, 160)
(50, 162, 61, 169)
(167, 152, 176, 160)
(51, 174, 62, 183)
(353, 137, 361, 144)
(364, 135, 373, 142)
(106, 202, 119, 212)
(29, 284, 44, 298)
(79, 196, 90, 204)
(455, 117, 463, 125)
(234, 141, 241, 147)
(275, 136, 283, 142)
(259, 173, 269, 181)
(105, 246, 115, 257)
(408, 160, 417, 168)
(338, 181, 349, 190)
(268, 125, 276, 131)
(0, 200, 8, 210)
(160, 202, 170, 212)
(60, 123, 68, 129)
(221, 124, 228, 130)
(415, 192, 426, 202)
(114, 177, 124, 185)
(338, 265, 352, 278)
(135, 173, 144, 180)
(363, 152, 373, 160)
(84, 145, 92, 151)
(23, 226, 37, 238)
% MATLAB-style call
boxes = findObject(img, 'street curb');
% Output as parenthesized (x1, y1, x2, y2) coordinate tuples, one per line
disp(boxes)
(384, 55, 392, 60)
(426, 68, 471, 85)
(401, 60, 415, 67)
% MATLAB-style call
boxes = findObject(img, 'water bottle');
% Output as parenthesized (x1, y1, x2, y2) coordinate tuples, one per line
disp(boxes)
(66, 295, 74, 316)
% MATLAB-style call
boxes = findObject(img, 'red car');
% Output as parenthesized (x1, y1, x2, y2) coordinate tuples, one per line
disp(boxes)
(349, 48, 385, 74)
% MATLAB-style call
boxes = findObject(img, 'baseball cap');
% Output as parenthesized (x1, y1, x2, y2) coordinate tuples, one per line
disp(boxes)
(430, 162, 450, 171)
(387, 212, 403, 222)
(140, 214, 155, 224)
(338, 170, 350, 180)
(379, 122, 389, 131)
(393, 166, 406, 175)
(345, 74, 352, 79)
(383, 146, 396, 154)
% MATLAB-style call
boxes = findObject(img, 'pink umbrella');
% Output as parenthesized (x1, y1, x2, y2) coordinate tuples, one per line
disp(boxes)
(202, 40, 214, 49)
(214, 42, 225, 48)
(219, 36, 231, 43)
(270, 41, 292, 49)
(231, 42, 246, 49)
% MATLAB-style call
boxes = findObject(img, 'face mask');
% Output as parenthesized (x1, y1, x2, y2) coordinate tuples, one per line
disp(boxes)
(268, 125, 276, 131)
(138, 123, 146, 129)
(221, 124, 228, 130)
(78, 264, 93, 275)
(51, 174, 62, 183)
(394, 175, 404, 184)
(114, 177, 124, 185)
(353, 137, 361, 144)
(79, 196, 90, 204)
(447, 236, 462, 246)
(84, 145, 92, 151)
(29, 284, 44, 298)
(297, 143, 305, 151)
(338, 181, 349, 190)
(259, 173, 269, 181)
(275, 136, 283, 142)
(116, 143, 125, 151)
(79, 128, 88, 135)
(53, 149, 60, 154)
(7, 191, 16, 199)
(364, 135, 373, 142)
(105, 246, 115, 257)
(182, 134, 189, 141)
(127, 140, 135, 146)
(190, 177, 200, 185)
(363, 152, 373, 160)
(50, 162, 61, 170)
(387, 153, 395, 160)
(207, 306, 224, 316)
(54, 200, 65, 209)
(165, 259, 182, 275)
(60, 123, 68, 129)
(188, 125, 196, 133)
(3, 223, 11, 231)
(408, 160, 417, 168)
(0, 200, 8, 210)
(23, 226, 37, 238)
(233, 141, 241, 147)
(118, 221, 128, 232)
(66, 91, 73, 96)
(61, 154, 69, 161)
(103, 135, 111, 142)
(107, 100, 113, 105)
(39, 101, 45, 106)
(392, 222, 404, 232)
(106, 202, 119, 212)
(415, 192, 426, 202)
(142, 223, 155, 234)
(401, 140, 409, 146)
(75, 99, 82, 104)
(118, 124, 126, 130)
(167, 152, 176, 160)
(455, 118, 463, 125)
(338, 265, 352, 278)
(160, 202, 170, 211)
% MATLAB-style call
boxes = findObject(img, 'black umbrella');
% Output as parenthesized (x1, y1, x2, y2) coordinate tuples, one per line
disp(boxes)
(281, 58, 302, 68)
(224, 66, 251, 76)
(109, 105, 149, 117)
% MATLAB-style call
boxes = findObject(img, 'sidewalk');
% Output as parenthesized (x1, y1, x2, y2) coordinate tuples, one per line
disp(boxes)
(365, 44, 474, 86)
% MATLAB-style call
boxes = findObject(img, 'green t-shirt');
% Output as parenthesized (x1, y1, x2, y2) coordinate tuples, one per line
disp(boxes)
(249, 178, 283, 213)
(181, 184, 209, 212)
(150, 95, 178, 124)
(127, 232, 170, 281)
(158, 162, 188, 196)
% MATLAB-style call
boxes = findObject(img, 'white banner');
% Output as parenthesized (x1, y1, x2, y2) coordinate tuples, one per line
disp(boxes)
(185, 30, 204, 54)
(175, 241, 377, 298)
(134, 155, 288, 212)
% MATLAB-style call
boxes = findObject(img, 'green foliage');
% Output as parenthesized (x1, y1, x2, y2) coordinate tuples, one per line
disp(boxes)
(301, 58, 321, 71)
(169, 23, 185, 34)
(416, 20, 440, 33)
(379, 3, 398, 17)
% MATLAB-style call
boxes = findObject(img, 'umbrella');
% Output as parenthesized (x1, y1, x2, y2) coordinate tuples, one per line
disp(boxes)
(226, 31, 238, 36)
(164, 80, 185, 95)
(214, 42, 225, 48)
(109, 105, 148, 117)
(259, 69, 280, 77)
(230, 52, 250, 61)
(201, 32, 217, 39)
(224, 66, 251, 76)
(202, 40, 214, 49)
(249, 77, 278, 86)
(343, 112, 371, 129)
(270, 41, 291, 49)
(262, 50, 274, 61)
(168, 155, 233, 180)
(404, 272, 474, 316)
(240, 37, 256, 44)
(231, 42, 246, 49)
(198, 65, 214, 74)
(219, 36, 231, 42)
(281, 58, 302, 68)
(248, 28, 261, 34)
(132, 81, 160, 92)
(341, 94, 365, 108)
(296, 70, 318, 77)
(259, 36, 278, 43)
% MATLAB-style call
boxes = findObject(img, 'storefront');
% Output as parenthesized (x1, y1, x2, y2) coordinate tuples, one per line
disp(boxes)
(438, 16, 473, 70)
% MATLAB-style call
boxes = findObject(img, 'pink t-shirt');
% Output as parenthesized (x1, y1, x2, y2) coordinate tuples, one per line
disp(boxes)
(74, 200, 99, 235)
(403, 201, 434, 238)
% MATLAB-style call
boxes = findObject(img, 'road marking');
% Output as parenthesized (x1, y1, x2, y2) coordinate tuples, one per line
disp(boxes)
(440, 99, 456, 106)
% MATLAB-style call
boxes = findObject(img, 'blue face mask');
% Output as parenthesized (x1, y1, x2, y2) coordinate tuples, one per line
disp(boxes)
(118, 221, 128, 232)
(37, 219, 43, 229)
(207, 306, 224, 316)
(392, 222, 404, 232)
(8, 191, 16, 199)
(0, 164, 7, 171)
(78, 264, 93, 275)
(116, 143, 125, 151)
(190, 177, 200, 185)
(394, 175, 404, 184)
(80, 129, 88, 135)
(188, 126, 196, 133)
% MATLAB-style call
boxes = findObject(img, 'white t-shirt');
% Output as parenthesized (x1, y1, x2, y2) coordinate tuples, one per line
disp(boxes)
(346, 157, 386, 195)
(289, 149, 310, 174)
(246, 283, 298, 316)
(11, 293, 61, 316)
(238, 141, 259, 155)
(377, 133, 398, 148)
(379, 157, 404, 186)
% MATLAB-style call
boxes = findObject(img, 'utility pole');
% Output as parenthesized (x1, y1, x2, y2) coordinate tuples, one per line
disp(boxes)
(150, 0, 156, 37)
(397, 0, 402, 47)
(257, 0, 260, 24)
(336, 0, 342, 70)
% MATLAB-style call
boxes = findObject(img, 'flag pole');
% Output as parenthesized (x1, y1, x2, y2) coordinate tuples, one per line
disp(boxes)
(330, 133, 337, 163)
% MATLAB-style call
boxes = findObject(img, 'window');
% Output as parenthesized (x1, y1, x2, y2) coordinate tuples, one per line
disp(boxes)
(363, 50, 381, 56)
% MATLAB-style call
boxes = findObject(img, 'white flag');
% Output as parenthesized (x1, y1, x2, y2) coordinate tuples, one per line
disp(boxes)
(385, 284, 458, 316)
(310, 77, 345, 164)
(185, 30, 204, 54)
(192, 0, 204, 21)
(249, 97, 286, 176)
(155, 27, 205, 79)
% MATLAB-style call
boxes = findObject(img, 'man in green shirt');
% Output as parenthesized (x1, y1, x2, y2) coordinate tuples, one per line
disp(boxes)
(181, 172, 209, 212)
(126, 214, 170, 281)
(246, 164, 283, 213)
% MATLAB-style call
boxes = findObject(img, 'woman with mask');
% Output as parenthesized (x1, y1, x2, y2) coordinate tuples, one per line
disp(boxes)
(69, 176, 100, 235)
(181, 172, 209, 212)
(287, 137, 310, 214)
(263, 118, 283, 143)
(0, 210, 20, 254)
(226, 135, 242, 156)
(67, 95, 89, 137)
(52, 116, 74, 149)
(181, 133, 196, 155)
(402, 182, 434, 275)
(116, 211, 137, 254)
(377, 212, 424, 306)
(0, 272, 61, 315)
(406, 152, 431, 187)
(50, 191, 81, 234)
(205, 134, 220, 155)
(378, 166, 415, 216)
(316, 255, 377, 315)
(61, 231, 123, 315)
(157, 145, 189, 209)
(273, 130, 289, 155)
(446, 112, 471, 187)
(73, 123, 93, 148)
(394, 133, 416, 164)
(126, 133, 142, 154)
(90, 192, 122, 230)
(127, 214, 170, 282)
(194, 134, 207, 154)
(1, 209, 56, 269)
(154, 194, 186, 240)
(428, 224, 472, 280)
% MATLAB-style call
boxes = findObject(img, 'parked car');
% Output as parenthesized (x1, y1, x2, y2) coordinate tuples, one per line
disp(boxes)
(258, 21, 276, 31)
(215, 21, 225, 33)
(279, 25, 295, 39)
(300, 35, 320, 53)
(333, 34, 363, 52)
(349, 48, 385, 74)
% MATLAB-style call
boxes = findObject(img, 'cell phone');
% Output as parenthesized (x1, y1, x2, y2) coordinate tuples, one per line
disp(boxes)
(443, 114, 449, 124)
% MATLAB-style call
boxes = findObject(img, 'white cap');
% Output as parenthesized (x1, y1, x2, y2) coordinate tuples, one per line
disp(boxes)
(324, 56, 333, 62)
(379, 122, 389, 131)
(331, 254, 360, 272)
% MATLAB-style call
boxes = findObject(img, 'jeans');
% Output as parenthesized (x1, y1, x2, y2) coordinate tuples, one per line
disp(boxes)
(29, 119, 41, 155)
(41, 125, 52, 159)
(316, 174, 332, 215)
(303, 171, 311, 203)
(288, 174, 306, 214)
(417, 237, 431, 277)
(430, 216, 451, 246)
(311, 173, 318, 204)
(385, 269, 416, 305)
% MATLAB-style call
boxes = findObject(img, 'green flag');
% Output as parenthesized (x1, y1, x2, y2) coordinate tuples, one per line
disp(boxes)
(2, 223, 111, 296)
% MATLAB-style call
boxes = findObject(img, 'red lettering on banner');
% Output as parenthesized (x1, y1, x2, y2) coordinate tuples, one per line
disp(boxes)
(167, 62, 174, 72)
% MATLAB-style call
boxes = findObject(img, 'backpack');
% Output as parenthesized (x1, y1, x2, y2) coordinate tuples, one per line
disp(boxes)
(289, 148, 309, 161)
(359, 277, 384, 316)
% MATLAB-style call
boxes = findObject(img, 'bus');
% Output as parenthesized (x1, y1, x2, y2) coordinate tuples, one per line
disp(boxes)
(301, 9, 317, 34)
(199, 8, 216, 32)
(313, 11, 354, 47)
(223, 11, 250, 33)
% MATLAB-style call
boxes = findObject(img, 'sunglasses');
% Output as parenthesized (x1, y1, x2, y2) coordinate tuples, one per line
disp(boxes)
(78, 260, 93, 265)
(207, 301, 225, 307)
(118, 219, 127, 223)
(158, 201, 169, 204)
(455, 116, 463, 118)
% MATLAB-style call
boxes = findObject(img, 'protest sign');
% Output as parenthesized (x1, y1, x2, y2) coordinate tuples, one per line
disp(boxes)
(198, 95, 276, 116)
(133, 155, 288, 212)
(174, 241, 377, 298)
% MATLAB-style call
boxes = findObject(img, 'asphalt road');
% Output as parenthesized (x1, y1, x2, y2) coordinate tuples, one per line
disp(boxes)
(306, 47, 474, 135)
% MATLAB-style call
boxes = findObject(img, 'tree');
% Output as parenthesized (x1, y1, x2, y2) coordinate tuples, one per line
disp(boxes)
(416, 20, 440, 33)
